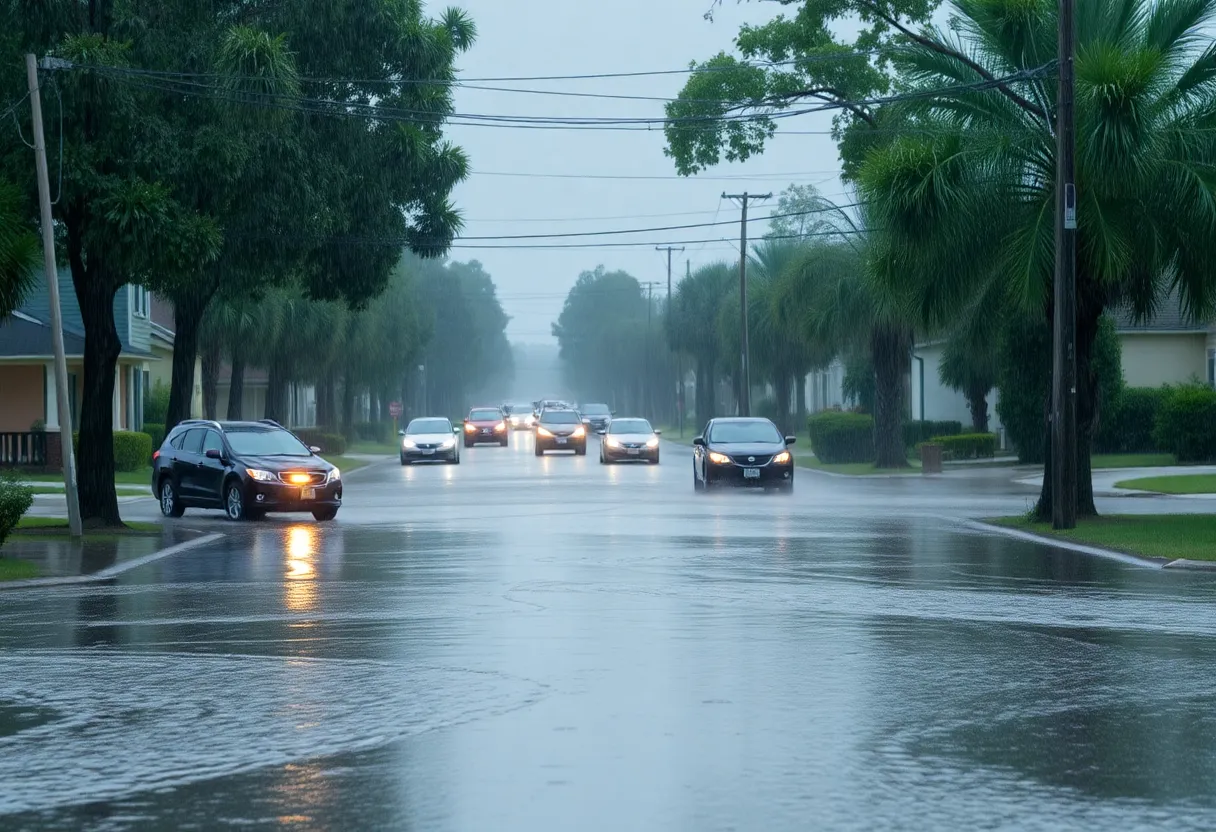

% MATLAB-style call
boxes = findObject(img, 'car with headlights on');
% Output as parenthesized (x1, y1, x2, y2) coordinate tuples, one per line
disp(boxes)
(692, 417, 795, 492)
(534, 408, 587, 456)
(503, 403, 535, 429)
(581, 402, 613, 434)
(599, 417, 660, 464)
(463, 407, 508, 447)
(400, 417, 461, 465)
(151, 419, 341, 522)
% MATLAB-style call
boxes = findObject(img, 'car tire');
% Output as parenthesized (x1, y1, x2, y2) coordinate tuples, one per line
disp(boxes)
(158, 477, 186, 518)
(649, 454, 660, 465)
(464, 440, 473, 449)
(313, 507, 338, 522)
(534, 444, 544, 457)
(575, 445, 586, 456)
(500, 438, 508, 447)
(693, 465, 705, 492)
(400, 453, 408, 466)
(223, 479, 246, 521)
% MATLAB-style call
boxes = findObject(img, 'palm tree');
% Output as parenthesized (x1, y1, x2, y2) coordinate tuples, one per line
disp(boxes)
(0, 178, 38, 319)
(859, 0, 1216, 516)
(668, 262, 735, 424)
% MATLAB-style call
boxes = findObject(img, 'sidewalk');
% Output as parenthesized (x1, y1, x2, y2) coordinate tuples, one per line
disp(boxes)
(1015, 465, 1216, 497)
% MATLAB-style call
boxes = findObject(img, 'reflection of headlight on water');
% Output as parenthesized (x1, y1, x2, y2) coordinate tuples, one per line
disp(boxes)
(287, 525, 316, 561)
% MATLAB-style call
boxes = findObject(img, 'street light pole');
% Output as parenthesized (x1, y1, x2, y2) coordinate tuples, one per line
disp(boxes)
(1052, 0, 1078, 529)
(723, 192, 771, 417)
(26, 54, 81, 539)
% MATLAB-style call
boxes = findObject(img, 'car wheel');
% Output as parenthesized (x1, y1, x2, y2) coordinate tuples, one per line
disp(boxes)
(500, 438, 508, 447)
(159, 477, 185, 518)
(450, 454, 460, 465)
(534, 444, 544, 456)
(464, 440, 473, 449)
(575, 445, 586, 456)
(313, 507, 338, 522)
(224, 480, 246, 521)
(649, 454, 660, 465)
(693, 465, 704, 491)
(400, 453, 408, 466)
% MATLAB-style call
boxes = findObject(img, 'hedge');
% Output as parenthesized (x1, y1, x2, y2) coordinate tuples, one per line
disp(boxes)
(143, 423, 166, 451)
(293, 428, 347, 455)
(903, 420, 963, 448)
(931, 433, 997, 460)
(808, 411, 875, 464)
(353, 421, 391, 443)
(0, 473, 34, 548)
(1094, 386, 1170, 454)
(72, 431, 155, 471)
(1153, 384, 1216, 462)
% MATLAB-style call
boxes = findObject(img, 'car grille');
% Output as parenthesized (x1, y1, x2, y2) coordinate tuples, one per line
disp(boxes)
(415, 443, 438, 450)
(621, 443, 643, 449)
(277, 471, 327, 485)
(730, 454, 773, 466)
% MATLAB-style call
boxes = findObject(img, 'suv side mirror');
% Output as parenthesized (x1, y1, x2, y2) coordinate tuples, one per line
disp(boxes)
(692, 436, 706, 447)
(398, 429, 406, 436)
(785, 436, 797, 446)
(453, 426, 462, 434)
(654, 430, 662, 436)
(205, 448, 223, 460)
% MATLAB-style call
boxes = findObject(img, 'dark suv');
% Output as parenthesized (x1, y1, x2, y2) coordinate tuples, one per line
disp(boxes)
(152, 420, 342, 522)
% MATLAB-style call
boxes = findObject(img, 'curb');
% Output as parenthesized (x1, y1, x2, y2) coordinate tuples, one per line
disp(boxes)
(1162, 558, 1216, 571)
(959, 519, 1169, 569)
(0, 532, 224, 591)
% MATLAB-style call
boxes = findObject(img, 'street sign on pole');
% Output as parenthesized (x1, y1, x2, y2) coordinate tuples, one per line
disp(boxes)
(389, 401, 403, 418)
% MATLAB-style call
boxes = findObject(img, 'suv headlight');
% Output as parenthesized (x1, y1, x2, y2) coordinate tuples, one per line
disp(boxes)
(326, 468, 341, 482)
(246, 468, 276, 482)
(774, 451, 791, 464)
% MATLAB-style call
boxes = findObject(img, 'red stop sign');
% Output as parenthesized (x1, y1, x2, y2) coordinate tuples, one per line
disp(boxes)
(389, 401, 402, 418)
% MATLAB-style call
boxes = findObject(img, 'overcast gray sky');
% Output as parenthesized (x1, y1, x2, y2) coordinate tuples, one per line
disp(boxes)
(445, 0, 849, 345)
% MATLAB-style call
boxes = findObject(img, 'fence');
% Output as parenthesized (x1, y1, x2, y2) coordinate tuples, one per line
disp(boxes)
(0, 432, 49, 468)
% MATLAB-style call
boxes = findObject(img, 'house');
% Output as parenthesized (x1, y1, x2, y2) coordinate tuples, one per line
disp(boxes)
(0, 269, 156, 436)
(804, 359, 849, 413)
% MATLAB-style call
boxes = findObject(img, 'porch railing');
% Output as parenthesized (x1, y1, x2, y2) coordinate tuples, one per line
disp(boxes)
(0, 431, 48, 468)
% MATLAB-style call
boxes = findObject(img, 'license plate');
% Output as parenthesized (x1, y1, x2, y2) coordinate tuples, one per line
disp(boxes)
(481, 429, 490, 435)
(422, 449, 435, 455)
(301, 486, 316, 499)
(743, 468, 760, 479)
(556, 437, 567, 445)
(627, 448, 639, 455)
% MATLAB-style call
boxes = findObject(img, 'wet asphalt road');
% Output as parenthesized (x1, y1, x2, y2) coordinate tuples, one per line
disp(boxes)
(3, 431, 1216, 830)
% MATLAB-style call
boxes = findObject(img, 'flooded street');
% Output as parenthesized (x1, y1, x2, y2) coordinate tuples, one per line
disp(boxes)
(4, 434, 1216, 830)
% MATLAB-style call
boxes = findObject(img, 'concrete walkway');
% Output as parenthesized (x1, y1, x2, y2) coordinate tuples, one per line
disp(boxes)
(1015, 465, 1216, 498)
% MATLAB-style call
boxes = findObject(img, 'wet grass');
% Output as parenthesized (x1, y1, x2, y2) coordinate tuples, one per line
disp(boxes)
(345, 440, 399, 455)
(19, 467, 153, 485)
(320, 455, 371, 473)
(797, 456, 921, 475)
(0, 558, 40, 581)
(992, 514, 1216, 562)
(1113, 474, 1216, 494)
(13, 517, 162, 537)
(1090, 453, 1176, 469)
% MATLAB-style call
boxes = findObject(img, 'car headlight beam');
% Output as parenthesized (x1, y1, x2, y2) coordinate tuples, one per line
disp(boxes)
(605, 436, 622, 448)
(573, 426, 586, 438)
(402, 438, 417, 449)
(708, 452, 731, 465)
(774, 451, 791, 464)
(646, 437, 660, 448)
(440, 438, 455, 449)
(246, 468, 276, 482)
(326, 468, 341, 482)
(536, 426, 553, 438)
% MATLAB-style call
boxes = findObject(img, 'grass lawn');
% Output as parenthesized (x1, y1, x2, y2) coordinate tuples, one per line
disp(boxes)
(798, 456, 921, 476)
(1091, 453, 1176, 469)
(1114, 474, 1216, 494)
(345, 440, 400, 456)
(0, 558, 40, 581)
(19, 467, 153, 485)
(14, 517, 162, 536)
(990, 514, 1216, 561)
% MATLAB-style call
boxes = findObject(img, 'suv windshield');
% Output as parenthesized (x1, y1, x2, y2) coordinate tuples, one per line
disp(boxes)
(469, 409, 501, 421)
(407, 419, 451, 434)
(583, 403, 610, 416)
(225, 428, 312, 456)
(609, 418, 651, 434)
(542, 410, 580, 425)
(708, 420, 783, 444)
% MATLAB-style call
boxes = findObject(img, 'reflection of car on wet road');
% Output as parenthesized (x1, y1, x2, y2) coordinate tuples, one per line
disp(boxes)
(463, 407, 508, 447)
(581, 402, 613, 433)
(534, 408, 587, 456)
(600, 417, 660, 464)
(152, 419, 342, 521)
(692, 417, 795, 492)
(400, 417, 460, 465)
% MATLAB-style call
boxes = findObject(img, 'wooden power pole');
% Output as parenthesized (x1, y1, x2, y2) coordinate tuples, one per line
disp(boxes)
(722, 192, 771, 417)
(656, 246, 683, 427)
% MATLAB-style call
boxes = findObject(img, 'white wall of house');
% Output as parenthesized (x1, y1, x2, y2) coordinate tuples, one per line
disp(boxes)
(805, 359, 846, 412)
(910, 343, 1004, 436)
(1120, 332, 1207, 387)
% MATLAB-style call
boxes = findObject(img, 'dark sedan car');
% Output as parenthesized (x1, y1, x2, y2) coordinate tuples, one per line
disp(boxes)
(581, 402, 613, 433)
(692, 417, 795, 492)
(152, 419, 342, 521)
(534, 409, 587, 456)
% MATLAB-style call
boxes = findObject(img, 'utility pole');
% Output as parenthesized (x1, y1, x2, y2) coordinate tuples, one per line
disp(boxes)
(680, 259, 690, 437)
(26, 54, 81, 539)
(641, 281, 660, 419)
(656, 246, 683, 428)
(723, 192, 771, 417)
(1052, 0, 1077, 529)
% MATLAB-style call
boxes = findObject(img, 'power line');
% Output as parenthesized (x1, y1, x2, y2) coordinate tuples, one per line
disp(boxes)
(466, 169, 840, 181)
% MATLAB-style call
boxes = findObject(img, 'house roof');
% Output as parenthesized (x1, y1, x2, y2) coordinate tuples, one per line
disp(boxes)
(0, 313, 88, 359)
(1110, 287, 1208, 333)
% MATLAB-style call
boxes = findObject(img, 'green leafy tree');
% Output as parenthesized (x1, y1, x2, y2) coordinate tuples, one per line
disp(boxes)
(859, 0, 1216, 517)
(0, 178, 37, 318)
(668, 262, 735, 423)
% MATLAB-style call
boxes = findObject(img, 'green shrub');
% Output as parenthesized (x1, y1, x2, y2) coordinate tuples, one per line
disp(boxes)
(932, 432, 997, 460)
(143, 423, 166, 450)
(143, 379, 170, 425)
(903, 420, 963, 448)
(808, 411, 875, 463)
(1094, 386, 1169, 453)
(353, 421, 391, 443)
(0, 473, 34, 549)
(293, 428, 347, 455)
(72, 431, 155, 471)
(1153, 384, 1216, 462)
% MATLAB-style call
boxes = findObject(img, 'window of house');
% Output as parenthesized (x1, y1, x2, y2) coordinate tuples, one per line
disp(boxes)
(131, 285, 150, 318)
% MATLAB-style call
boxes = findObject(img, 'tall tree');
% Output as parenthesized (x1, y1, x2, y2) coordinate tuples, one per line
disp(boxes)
(668, 262, 735, 424)
(0, 178, 37, 318)
(859, 0, 1216, 516)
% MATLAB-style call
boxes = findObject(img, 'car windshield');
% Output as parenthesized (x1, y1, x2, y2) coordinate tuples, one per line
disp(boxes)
(224, 428, 312, 456)
(407, 419, 451, 434)
(583, 403, 610, 415)
(708, 420, 783, 444)
(609, 419, 652, 434)
(542, 411, 580, 425)
(469, 409, 501, 421)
